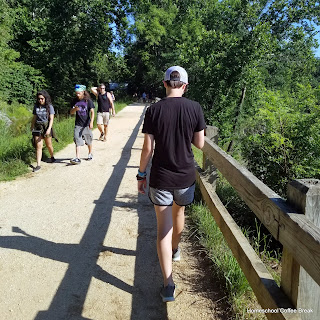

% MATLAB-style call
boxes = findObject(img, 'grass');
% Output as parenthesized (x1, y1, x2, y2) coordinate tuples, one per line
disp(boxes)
(114, 97, 133, 113)
(0, 98, 133, 181)
(187, 195, 266, 319)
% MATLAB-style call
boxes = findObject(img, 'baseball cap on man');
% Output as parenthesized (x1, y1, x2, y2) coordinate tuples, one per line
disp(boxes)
(164, 66, 188, 84)
(75, 84, 86, 92)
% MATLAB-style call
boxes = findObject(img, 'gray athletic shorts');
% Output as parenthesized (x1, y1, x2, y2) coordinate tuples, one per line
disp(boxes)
(149, 183, 195, 206)
(74, 125, 93, 146)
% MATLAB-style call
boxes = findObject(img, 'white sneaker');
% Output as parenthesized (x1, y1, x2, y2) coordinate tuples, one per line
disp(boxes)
(172, 247, 181, 261)
(70, 158, 81, 165)
(87, 153, 93, 161)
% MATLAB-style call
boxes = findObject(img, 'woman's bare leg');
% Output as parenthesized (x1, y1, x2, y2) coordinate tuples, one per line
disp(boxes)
(44, 136, 54, 157)
(35, 137, 43, 166)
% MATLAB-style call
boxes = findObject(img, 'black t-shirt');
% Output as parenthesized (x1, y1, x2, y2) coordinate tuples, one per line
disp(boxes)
(71, 99, 95, 127)
(142, 97, 206, 189)
(97, 93, 111, 113)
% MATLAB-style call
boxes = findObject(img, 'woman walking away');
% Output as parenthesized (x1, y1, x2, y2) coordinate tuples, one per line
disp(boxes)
(30, 90, 56, 172)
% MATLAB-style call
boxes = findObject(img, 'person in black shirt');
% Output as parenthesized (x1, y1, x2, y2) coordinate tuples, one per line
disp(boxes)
(137, 66, 206, 302)
(91, 84, 115, 142)
(70, 84, 95, 164)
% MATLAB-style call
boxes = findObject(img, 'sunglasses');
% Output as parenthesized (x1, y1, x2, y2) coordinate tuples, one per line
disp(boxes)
(38, 97, 45, 101)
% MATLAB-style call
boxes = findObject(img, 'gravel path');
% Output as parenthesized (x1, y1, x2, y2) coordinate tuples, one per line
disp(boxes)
(0, 103, 229, 320)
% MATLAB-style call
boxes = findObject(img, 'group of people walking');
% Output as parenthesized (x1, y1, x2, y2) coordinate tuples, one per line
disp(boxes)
(30, 65, 206, 304)
(31, 83, 115, 171)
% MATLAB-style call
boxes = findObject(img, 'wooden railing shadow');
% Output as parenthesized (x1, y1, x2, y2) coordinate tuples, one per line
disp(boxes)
(196, 126, 320, 320)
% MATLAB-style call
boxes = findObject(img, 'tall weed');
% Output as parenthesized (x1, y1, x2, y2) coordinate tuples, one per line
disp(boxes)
(187, 200, 264, 319)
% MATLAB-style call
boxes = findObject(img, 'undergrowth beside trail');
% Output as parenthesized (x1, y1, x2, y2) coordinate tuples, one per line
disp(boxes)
(187, 201, 263, 319)
(0, 99, 131, 181)
(190, 147, 282, 319)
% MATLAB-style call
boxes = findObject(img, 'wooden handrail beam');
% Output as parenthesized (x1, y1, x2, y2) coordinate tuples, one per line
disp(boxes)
(196, 167, 299, 320)
(202, 137, 320, 287)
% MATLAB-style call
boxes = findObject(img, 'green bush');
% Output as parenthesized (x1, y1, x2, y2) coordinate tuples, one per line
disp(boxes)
(239, 85, 320, 196)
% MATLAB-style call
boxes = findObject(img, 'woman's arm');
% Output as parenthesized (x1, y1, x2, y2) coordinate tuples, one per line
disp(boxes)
(46, 114, 54, 136)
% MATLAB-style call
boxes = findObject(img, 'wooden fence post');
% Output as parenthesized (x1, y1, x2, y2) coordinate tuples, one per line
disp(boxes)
(203, 126, 218, 190)
(282, 179, 320, 318)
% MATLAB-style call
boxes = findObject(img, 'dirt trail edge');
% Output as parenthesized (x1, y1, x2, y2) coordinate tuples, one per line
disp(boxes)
(0, 103, 228, 320)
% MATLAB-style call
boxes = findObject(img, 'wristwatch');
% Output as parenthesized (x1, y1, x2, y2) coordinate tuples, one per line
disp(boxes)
(136, 169, 147, 181)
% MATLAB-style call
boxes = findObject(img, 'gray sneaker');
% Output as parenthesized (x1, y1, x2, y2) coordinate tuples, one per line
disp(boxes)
(70, 158, 81, 165)
(33, 165, 41, 172)
(172, 247, 181, 261)
(160, 284, 176, 302)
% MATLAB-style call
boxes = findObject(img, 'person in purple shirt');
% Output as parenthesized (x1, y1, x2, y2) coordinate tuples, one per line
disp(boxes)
(70, 84, 95, 164)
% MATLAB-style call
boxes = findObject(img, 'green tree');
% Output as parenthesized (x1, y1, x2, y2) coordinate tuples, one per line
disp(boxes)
(239, 85, 320, 195)
(127, 0, 320, 195)
(8, 0, 129, 111)
(0, 0, 44, 105)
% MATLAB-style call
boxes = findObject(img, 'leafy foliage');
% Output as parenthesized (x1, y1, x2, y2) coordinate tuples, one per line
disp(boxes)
(7, 0, 130, 112)
(1, 0, 320, 193)
(240, 85, 320, 195)
(127, 0, 320, 194)
(0, 0, 45, 105)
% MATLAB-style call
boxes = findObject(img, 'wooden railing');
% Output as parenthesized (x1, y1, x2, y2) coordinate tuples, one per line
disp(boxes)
(195, 126, 320, 320)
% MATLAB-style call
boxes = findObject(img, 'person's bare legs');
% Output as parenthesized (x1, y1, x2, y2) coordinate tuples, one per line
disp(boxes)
(88, 144, 92, 154)
(35, 137, 43, 166)
(44, 136, 54, 158)
(76, 145, 81, 159)
(97, 124, 104, 137)
(172, 202, 185, 251)
(104, 124, 108, 139)
(154, 205, 174, 287)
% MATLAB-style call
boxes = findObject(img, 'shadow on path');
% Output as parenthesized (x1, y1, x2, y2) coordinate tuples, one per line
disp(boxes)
(130, 192, 167, 319)
(0, 106, 167, 319)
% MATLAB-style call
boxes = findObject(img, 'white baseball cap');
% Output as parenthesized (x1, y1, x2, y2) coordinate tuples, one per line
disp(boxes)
(164, 66, 188, 84)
